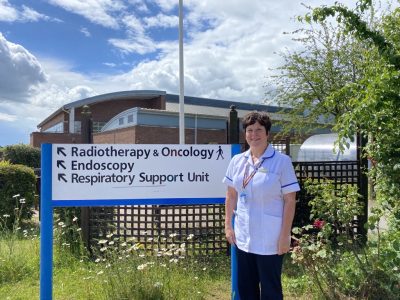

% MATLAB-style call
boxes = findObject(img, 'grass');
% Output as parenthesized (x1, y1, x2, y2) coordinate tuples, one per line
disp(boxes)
(0, 236, 233, 299)
(0, 224, 311, 300)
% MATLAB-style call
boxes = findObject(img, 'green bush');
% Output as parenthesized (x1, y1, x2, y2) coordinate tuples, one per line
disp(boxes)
(291, 179, 400, 300)
(0, 161, 36, 228)
(0, 144, 41, 168)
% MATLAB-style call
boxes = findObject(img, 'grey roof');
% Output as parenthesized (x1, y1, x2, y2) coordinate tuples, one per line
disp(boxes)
(63, 90, 166, 110)
(37, 90, 166, 128)
(37, 90, 284, 128)
(165, 94, 283, 113)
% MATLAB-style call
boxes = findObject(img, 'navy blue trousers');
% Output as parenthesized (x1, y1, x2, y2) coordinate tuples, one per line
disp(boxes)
(236, 247, 284, 300)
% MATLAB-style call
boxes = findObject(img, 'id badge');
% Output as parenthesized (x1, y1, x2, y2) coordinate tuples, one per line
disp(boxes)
(240, 191, 247, 202)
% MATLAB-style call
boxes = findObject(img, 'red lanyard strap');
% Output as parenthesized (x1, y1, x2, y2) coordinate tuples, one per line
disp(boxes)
(242, 158, 266, 190)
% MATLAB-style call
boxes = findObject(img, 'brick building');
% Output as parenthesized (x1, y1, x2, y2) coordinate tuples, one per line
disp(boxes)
(30, 90, 288, 147)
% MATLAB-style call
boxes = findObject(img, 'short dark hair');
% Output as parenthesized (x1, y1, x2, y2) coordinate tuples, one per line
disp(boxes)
(242, 111, 272, 133)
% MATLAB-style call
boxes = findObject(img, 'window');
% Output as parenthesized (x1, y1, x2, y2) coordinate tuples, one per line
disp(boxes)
(74, 121, 81, 133)
(119, 118, 124, 125)
(92, 122, 106, 133)
(43, 122, 63, 133)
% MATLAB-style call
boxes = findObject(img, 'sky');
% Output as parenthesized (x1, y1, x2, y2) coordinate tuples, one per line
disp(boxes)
(0, 0, 373, 146)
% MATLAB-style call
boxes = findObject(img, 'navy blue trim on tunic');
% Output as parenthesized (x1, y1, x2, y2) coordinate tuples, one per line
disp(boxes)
(281, 182, 298, 188)
(225, 176, 233, 182)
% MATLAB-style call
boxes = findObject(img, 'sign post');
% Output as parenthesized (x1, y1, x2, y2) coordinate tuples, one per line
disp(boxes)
(39, 143, 239, 299)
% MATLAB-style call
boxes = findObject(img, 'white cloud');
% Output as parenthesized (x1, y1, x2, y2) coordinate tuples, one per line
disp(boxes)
(20, 5, 51, 22)
(0, 1, 57, 23)
(103, 62, 117, 67)
(153, 0, 177, 12)
(0, 111, 16, 122)
(0, 0, 17, 21)
(106, 0, 363, 103)
(144, 13, 178, 28)
(80, 27, 91, 37)
(108, 36, 157, 55)
(0, 33, 47, 103)
(48, 0, 125, 29)
(122, 15, 145, 35)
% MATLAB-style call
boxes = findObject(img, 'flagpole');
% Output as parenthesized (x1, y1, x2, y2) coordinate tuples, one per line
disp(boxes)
(179, 0, 185, 144)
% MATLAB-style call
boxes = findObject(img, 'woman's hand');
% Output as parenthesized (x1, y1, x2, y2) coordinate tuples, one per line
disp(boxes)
(277, 234, 291, 255)
(225, 226, 236, 245)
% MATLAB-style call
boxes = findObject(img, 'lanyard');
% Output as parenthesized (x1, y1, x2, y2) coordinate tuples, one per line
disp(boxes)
(242, 157, 266, 190)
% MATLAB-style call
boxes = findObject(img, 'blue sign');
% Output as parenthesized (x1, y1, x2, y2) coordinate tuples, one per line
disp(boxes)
(40, 143, 240, 299)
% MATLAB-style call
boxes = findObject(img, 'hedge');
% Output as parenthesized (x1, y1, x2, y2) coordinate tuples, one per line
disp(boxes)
(0, 161, 36, 228)
(0, 144, 41, 168)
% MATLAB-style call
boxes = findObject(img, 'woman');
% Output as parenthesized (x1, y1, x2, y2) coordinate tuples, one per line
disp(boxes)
(223, 111, 300, 300)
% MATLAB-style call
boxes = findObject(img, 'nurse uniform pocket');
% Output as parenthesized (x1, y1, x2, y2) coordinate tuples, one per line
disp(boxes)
(234, 206, 250, 241)
(263, 214, 282, 252)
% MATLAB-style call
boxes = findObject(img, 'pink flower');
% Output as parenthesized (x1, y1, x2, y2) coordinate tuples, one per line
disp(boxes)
(313, 219, 325, 229)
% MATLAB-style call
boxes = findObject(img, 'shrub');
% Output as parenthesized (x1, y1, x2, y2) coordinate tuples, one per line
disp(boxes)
(291, 179, 400, 300)
(0, 161, 36, 228)
(0, 144, 40, 168)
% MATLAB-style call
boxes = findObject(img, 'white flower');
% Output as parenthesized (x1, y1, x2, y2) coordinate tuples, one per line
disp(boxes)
(100, 247, 107, 252)
(106, 233, 113, 238)
(76, 228, 82, 232)
(137, 264, 147, 270)
(154, 282, 163, 288)
(169, 258, 178, 263)
(187, 234, 194, 240)
(72, 217, 78, 222)
(12, 194, 20, 198)
(169, 233, 178, 238)
(19, 198, 26, 204)
(98, 239, 108, 245)
(97, 271, 104, 275)
(58, 222, 64, 226)
(2, 214, 10, 218)
(108, 241, 114, 245)
(202, 267, 207, 271)
(147, 237, 153, 242)
(95, 258, 101, 263)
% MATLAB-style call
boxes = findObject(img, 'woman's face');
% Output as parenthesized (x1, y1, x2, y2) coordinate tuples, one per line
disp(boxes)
(245, 121, 268, 149)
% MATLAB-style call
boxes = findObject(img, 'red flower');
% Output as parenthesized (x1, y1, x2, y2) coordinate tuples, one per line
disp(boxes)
(313, 219, 325, 229)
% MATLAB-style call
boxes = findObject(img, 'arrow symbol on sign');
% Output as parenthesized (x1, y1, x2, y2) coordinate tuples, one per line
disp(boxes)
(57, 147, 66, 156)
(57, 160, 66, 169)
(58, 174, 67, 183)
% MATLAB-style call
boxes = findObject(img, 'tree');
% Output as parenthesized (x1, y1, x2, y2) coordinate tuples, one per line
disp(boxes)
(265, 7, 370, 138)
(309, 0, 400, 227)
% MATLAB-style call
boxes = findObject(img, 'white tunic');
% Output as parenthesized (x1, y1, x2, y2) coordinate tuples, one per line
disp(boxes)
(223, 144, 300, 255)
